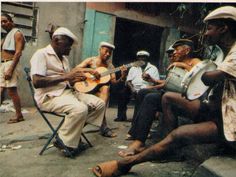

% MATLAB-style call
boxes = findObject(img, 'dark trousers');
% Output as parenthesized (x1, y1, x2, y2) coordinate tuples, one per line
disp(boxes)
(116, 85, 132, 120)
(128, 89, 164, 143)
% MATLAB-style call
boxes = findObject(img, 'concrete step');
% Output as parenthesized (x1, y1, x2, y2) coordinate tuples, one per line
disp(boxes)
(192, 156, 236, 177)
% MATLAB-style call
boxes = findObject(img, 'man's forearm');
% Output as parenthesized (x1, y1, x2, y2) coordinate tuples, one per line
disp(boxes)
(126, 81, 135, 91)
(9, 52, 22, 72)
(202, 70, 226, 86)
(33, 75, 67, 88)
(75, 67, 93, 72)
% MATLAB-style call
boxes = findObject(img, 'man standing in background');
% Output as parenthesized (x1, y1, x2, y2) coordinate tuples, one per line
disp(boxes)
(1, 13, 25, 123)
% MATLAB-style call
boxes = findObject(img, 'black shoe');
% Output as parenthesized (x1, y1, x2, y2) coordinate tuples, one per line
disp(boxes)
(53, 136, 75, 158)
(77, 141, 90, 152)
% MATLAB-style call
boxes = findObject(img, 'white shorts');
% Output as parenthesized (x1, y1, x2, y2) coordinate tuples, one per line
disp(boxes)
(0, 60, 21, 88)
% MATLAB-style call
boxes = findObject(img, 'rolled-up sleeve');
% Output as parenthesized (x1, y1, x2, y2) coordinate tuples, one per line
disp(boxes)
(218, 51, 236, 78)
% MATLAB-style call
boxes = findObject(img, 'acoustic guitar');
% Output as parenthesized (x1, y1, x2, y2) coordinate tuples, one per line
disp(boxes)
(74, 60, 145, 93)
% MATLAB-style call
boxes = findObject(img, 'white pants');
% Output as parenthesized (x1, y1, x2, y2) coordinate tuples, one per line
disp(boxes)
(41, 89, 105, 148)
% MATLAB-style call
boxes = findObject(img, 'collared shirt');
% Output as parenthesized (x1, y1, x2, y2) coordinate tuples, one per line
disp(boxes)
(126, 62, 160, 92)
(218, 42, 236, 142)
(30, 45, 70, 106)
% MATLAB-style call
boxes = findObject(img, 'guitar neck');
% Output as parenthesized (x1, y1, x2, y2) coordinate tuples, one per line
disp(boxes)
(101, 63, 133, 77)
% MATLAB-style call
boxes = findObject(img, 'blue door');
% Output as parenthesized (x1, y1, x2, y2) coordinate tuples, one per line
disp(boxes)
(82, 9, 115, 60)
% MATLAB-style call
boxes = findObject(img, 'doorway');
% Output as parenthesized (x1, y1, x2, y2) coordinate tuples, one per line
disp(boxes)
(110, 17, 164, 106)
(112, 17, 163, 67)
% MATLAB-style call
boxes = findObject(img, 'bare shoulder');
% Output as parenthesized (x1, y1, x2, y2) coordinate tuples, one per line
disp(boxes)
(14, 32, 25, 49)
(192, 58, 202, 64)
(193, 58, 201, 62)
(77, 57, 95, 67)
(14, 30, 24, 37)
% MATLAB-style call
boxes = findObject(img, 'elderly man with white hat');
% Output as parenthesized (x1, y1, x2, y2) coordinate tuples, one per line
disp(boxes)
(114, 50, 160, 122)
(91, 6, 236, 177)
(30, 27, 105, 157)
(76, 41, 127, 137)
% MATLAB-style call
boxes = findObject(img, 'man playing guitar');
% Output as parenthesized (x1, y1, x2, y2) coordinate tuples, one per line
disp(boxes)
(76, 41, 127, 138)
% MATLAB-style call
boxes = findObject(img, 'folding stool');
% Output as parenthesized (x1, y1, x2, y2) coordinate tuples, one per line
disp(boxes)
(24, 67, 92, 158)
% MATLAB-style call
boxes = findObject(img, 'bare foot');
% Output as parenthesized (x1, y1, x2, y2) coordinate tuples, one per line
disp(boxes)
(118, 140, 145, 157)
(7, 117, 25, 124)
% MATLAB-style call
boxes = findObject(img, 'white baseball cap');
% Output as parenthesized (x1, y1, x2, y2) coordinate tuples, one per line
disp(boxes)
(52, 27, 78, 45)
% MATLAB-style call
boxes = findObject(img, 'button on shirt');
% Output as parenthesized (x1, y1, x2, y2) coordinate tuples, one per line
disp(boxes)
(126, 62, 160, 92)
(30, 45, 71, 106)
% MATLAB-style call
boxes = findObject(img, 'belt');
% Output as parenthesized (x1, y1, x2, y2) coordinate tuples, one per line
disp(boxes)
(1, 59, 13, 63)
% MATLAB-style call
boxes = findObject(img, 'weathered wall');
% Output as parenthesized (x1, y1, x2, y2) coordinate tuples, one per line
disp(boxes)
(86, 2, 180, 75)
(17, 2, 86, 106)
(87, 2, 175, 28)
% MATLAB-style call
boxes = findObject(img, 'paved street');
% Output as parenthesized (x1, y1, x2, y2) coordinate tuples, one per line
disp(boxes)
(0, 107, 234, 177)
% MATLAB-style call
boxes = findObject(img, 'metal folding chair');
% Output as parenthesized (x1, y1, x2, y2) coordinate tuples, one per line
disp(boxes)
(24, 67, 92, 157)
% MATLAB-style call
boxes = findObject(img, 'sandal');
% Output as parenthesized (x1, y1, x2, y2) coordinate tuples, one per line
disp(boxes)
(100, 127, 117, 138)
(7, 117, 25, 124)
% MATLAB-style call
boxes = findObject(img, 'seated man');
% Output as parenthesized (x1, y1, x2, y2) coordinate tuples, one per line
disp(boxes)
(30, 27, 105, 156)
(75, 42, 127, 137)
(123, 39, 201, 156)
(126, 46, 175, 137)
(92, 6, 236, 177)
(114, 50, 160, 122)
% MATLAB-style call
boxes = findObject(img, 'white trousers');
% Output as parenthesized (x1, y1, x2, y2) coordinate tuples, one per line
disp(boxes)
(41, 89, 105, 148)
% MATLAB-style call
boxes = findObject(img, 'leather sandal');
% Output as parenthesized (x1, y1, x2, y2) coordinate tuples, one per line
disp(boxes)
(100, 127, 117, 138)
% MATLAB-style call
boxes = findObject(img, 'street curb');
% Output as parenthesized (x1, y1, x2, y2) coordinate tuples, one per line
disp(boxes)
(192, 156, 236, 177)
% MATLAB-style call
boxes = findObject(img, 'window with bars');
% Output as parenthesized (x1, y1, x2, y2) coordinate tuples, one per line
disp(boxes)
(1, 2, 38, 42)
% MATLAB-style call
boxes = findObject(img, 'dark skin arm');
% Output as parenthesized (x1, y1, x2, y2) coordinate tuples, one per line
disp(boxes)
(126, 81, 136, 93)
(110, 65, 128, 84)
(201, 70, 232, 86)
(5, 31, 25, 80)
(76, 59, 101, 79)
(142, 73, 158, 84)
(142, 73, 165, 89)
(32, 68, 86, 88)
(147, 80, 166, 89)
